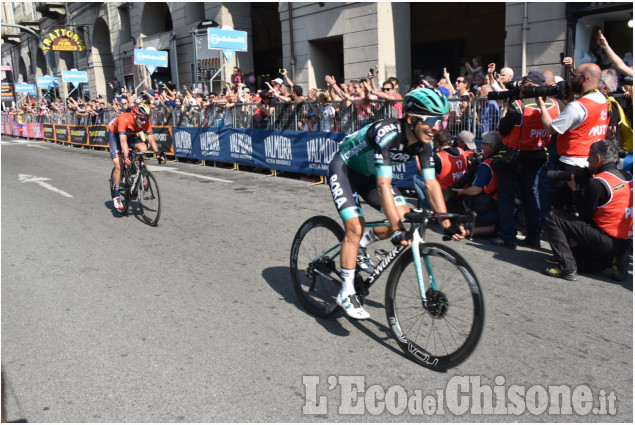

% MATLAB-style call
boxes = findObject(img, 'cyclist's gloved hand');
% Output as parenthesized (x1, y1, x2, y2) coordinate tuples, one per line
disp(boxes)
(443, 223, 464, 240)
(390, 229, 411, 246)
(124, 157, 131, 166)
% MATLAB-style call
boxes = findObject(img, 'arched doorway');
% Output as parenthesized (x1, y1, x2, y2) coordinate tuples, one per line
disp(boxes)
(92, 17, 114, 100)
(36, 49, 47, 77)
(18, 56, 28, 83)
(138, 3, 174, 93)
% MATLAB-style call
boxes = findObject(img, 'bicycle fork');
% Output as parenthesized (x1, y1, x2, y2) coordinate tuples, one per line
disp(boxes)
(411, 230, 436, 304)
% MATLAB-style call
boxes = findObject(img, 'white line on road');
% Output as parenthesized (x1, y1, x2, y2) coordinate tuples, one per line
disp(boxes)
(27, 144, 50, 149)
(146, 165, 233, 183)
(18, 174, 73, 198)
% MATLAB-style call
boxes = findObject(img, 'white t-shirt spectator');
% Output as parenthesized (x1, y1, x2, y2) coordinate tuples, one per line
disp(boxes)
(319, 103, 336, 132)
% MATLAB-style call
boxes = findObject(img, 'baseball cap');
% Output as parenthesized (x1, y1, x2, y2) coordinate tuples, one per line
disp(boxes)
(271, 78, 283, 85)
(523, 71, 545, 85)
(457, 130, 476, 150)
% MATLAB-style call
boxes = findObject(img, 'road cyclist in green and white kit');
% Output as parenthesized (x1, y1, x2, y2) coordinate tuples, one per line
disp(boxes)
(327, 88, 468, 319)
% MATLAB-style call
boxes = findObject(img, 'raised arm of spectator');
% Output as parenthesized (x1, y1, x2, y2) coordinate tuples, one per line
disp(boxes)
(325, 75, 345, 101)
(162, 84, 176, 100)
(275, 91, 292, 102)
(368, 71, 378, 91)
(563, 57, 575, 75)
(487, 63, 503, 91)
(597, 32, 634, 77)
(374, 64, 381, 86)
(123, 88, 134, 105)
(182, 85, 192, 100)
(281, 68, 294, 88)
(366, 81, 390, 100)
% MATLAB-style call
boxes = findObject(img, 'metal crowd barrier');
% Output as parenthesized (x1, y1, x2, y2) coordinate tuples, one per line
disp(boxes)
(2, 97, 503, 138)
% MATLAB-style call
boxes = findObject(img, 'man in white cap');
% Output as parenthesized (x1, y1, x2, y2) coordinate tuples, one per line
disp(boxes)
(271, 78, 284, 95)
(457, 130, 478, 154)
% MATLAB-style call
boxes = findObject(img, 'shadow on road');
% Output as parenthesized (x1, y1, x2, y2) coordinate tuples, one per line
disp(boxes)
(465, 237, 632, 291)
(261, 266, 408, 362)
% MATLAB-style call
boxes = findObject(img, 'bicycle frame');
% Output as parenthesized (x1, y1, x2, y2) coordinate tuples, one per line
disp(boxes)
(125, 151, 154, 194)
(311, 216, 435, 303)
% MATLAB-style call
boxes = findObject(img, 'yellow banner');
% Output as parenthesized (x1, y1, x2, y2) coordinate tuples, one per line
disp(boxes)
(42, 29, 86, 52)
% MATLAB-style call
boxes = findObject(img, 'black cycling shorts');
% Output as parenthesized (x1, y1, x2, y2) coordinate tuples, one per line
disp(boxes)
(328, 154, 406, 222)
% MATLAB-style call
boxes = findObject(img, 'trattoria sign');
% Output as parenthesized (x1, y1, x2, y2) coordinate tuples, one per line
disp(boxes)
(42, 28, 86, 52)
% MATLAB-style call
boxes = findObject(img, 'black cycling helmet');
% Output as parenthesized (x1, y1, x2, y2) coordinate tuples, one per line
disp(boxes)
(403, 88, 449, 116)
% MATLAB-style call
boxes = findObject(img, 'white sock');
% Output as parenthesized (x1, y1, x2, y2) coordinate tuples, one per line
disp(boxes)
(340, 268, 356, 296)
(359, 228, 380, 249)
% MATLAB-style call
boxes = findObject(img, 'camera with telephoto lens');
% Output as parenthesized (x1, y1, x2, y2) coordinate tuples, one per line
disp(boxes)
(546, 168, 592, 186)
(619, 75, 633, 85)
(488, 81, 567, 101)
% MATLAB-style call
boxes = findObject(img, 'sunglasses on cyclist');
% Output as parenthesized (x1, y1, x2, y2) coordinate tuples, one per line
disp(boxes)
(136, 116, 148, 122)
(411, 114, 443, 127)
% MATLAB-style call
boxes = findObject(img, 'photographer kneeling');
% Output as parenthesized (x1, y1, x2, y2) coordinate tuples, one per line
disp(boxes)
(544, 139, 633, 281)
(452, 132, 503, 236)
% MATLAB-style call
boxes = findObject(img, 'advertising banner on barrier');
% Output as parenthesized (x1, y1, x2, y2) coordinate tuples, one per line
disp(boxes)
(55, 124, 69, 143)
(171, 126, 417, 187)
(13, 122, 20, 137)
(31, 123, 43, 139)
(153, 126, 174, 155)
(69, 125, 88, 145)
(43, 123, 55, 140)
(87, 125, 109, 148)
(22, 123, 30, 138)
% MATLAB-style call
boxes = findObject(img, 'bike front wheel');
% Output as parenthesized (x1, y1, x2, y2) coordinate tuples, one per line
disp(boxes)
(138, 170, 161, 226)
(290, 216, 344, 318)
(385, 242, 485, 371)
(110, 166, 130, 216)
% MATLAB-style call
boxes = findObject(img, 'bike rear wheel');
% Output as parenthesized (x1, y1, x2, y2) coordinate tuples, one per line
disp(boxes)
(138, 170, 161, 226)
(290, 216, 344, 318)
(110, 166, 130, 216)
(385, 242, 485, 371)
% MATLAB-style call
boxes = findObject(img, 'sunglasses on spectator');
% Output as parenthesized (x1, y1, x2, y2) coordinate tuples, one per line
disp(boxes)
(382, 87, 391, 91)
(411, 114, 443, 127)
(456, 79, 466, 84)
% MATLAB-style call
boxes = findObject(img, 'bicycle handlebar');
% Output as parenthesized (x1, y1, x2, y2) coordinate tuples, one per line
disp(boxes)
(403, 210, 477, 242)
(129, 150, 160, 157)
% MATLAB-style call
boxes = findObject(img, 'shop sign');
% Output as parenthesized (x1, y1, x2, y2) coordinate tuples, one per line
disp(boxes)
(42, 28, 87, 52)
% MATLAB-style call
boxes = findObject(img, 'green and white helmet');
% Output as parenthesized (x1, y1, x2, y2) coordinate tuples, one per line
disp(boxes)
(403, 88, 449, 116)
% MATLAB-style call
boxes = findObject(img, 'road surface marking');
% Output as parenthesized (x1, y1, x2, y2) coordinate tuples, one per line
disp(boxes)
(18, 174, 73, 198)
(146, 165, 233, 183)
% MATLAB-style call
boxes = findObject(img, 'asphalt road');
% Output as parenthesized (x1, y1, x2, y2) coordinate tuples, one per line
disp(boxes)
(1, 135, 632, 422)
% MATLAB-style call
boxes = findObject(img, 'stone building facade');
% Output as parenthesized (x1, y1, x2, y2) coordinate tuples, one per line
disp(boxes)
(1, 2, 632, 104)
